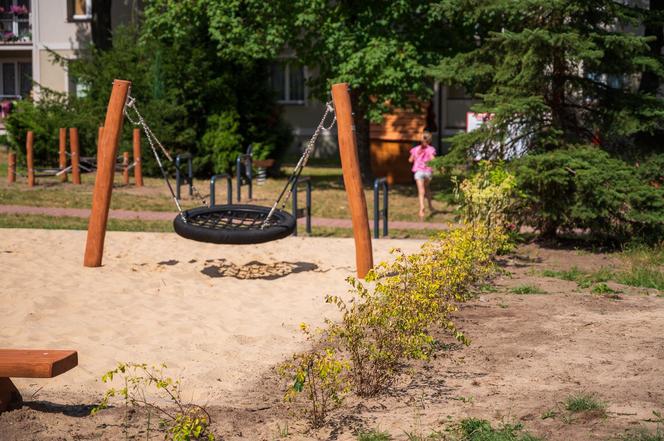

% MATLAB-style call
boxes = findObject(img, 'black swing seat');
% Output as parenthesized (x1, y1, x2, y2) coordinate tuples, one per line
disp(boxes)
(173, 204, 296, 245)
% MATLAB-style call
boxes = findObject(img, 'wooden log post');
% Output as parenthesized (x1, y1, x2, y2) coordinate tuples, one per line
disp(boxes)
(69, 128, 81, 185)
(58, 127, 67, 182)
(96, 126, 103, 172)
(26, 131, 34, 187)
(7, 151, 15, 184)
(122, 152, 130, 185)
(84, 80, 131, 267)
(132, 128, 143, 187)
(331, 83, 374, 278)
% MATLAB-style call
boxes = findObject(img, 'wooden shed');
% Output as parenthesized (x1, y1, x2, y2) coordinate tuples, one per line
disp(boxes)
(370, 104, 431, 184)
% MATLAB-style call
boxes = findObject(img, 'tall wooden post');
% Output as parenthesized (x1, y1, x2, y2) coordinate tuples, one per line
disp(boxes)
(7, 151, 15, 184)
(84, 79, 131, 268)
(26, 131, 34, 187)
(69, 128, 81, 185)
(331, 83, 374, 278)
(132, 128, 143, 187)
(122, 152, 130, 185)
(58, 128, 67, 182)
(96, 126, 104, 172)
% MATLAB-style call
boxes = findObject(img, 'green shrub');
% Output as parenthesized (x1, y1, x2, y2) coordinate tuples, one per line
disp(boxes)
(455, 160, 520, 233)
(513, 147, 664, 244)
(196, 110, 244, 174)
(457, 418, 542, 441)
(278, 325, 350, 427)
(326, 224, 506, 396)
(93, 362, 215, 440)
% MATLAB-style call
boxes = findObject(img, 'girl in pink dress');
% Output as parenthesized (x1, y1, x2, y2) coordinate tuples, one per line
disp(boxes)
(408, 131, 436, 219)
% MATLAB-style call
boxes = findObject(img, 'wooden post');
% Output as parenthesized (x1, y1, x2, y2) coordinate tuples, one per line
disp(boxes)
(122, 151, 130, 185)
(58, 127, 67, 182)
(7, 151, 15, 184)
(26, 131, 34, 187)
(84, 80, 130, 268)
(96, 126, 103, 172)
(331, 83, 374, 278)
(69, 128, 81, 185)
(132, 128, 143, 187)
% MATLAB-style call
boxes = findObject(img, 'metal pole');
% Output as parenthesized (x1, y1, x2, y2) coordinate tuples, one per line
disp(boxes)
(210, 174, 232, 207)
(383, 180, 389, 237)
(306, 180, 312, 234)
(187, 155, 193, 196)
(292, 183, 298, 236)
(175, 155, 182, 200)
(236, 155, 242, 202)
(247, 155, 253, 201)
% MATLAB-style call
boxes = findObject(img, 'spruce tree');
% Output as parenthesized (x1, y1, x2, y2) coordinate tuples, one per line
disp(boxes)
(431, 0, 664, 162)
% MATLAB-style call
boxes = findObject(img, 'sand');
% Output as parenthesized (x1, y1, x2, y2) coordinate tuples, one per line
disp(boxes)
(0, 229, 424, 406)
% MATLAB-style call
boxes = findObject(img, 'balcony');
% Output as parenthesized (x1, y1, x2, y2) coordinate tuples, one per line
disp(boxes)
(0, 4, 30, 46)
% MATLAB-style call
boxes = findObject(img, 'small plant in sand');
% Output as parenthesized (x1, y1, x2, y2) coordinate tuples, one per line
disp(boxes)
(279, 324, 350, 427)
(93, 362, 215, 441)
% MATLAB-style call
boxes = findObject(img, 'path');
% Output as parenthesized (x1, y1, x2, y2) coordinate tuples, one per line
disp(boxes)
(0, 204, 450, 230)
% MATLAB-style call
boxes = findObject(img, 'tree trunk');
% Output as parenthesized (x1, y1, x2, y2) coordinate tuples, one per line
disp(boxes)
(91, 0, 113, 50)
(350, 88, 373, 182)
(640, 0, 664, 94)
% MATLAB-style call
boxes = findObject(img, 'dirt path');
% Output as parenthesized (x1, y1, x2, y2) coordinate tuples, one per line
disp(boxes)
(1, 243, 662, 440)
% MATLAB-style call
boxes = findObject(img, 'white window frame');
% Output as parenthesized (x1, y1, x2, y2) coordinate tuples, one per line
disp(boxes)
(272, 60, 307, 105)
(0, 59, 31, 98)
(71, 0, 92, 21)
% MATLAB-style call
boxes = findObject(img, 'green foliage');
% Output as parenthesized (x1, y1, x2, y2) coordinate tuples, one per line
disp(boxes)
(456, 418, 543, 441)
(327, 224, 507, 396)
(592, 283, 619, 295)
(430, 0, 664, 162)
(279, 324, 350, 427)
(93, 362, 215, 441)
(454, 161, 520, 246)
(357, 429, 393, 441)
(197, 111, 243, 175)
(564, 393, 607, 415)
(510, 284, 544, 295)
(513, 147, 664, 243)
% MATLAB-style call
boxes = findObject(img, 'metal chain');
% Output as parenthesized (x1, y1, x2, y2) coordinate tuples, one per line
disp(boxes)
(124, 94, 208, 222)
(261, 101, 336, 228)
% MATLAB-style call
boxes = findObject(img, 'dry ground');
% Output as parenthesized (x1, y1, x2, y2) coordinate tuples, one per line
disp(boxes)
(1, 242, 663, 441)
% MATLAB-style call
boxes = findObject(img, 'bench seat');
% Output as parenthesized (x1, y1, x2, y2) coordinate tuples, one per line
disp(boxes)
(0, 349, 78, 412)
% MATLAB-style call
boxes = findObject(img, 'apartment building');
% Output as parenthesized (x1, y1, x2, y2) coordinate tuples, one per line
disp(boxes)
(0, 0, 137, 103)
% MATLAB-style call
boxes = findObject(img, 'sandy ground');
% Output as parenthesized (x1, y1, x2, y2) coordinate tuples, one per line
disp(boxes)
(1, 231, 663, 440)
(0, 229, 423, 405)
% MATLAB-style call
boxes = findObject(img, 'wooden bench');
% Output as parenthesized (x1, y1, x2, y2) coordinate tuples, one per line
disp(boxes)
(0, 349, 78, 412)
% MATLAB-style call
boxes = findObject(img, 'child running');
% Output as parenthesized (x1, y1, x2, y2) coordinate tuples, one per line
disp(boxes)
(408, 131, 436, 220)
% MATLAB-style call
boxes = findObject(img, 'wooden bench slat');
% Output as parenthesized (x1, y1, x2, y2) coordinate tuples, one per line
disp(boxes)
(0, 349, 78, 378)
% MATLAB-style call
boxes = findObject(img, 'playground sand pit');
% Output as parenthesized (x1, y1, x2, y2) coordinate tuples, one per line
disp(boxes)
(1, 231, 663, 440)
(0, 229, 424, 404)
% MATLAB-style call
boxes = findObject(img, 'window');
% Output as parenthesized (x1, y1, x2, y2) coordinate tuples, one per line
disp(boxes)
(270, 61, 305, 104)
(68, 0, 91, 21)
(0, 0, 31, 42)
(0, 60, 31, 98)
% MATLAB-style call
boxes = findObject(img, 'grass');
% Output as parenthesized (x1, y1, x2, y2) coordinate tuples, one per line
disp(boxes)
(0, 213, 173, 232)
(510, 284, 545, 295)
(542, 261, 664, 293)
(0, 165, 456, 224)
(456, 419, 543, 441)
(357, 429, 392, 441)
(564, 393, 607, 416)
(0, 214, 442, 239)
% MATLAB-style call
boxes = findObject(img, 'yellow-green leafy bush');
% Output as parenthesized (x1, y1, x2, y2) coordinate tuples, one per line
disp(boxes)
(327, 223, 507, 396)
(279, 324, 350, 427)
(93, 362, 215, 441)
(456, 161, 519, 232)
